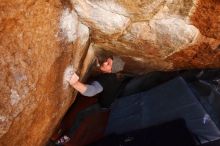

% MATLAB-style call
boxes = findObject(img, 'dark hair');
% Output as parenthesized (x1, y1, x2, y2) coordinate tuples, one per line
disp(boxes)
(96, 51, 113, 66)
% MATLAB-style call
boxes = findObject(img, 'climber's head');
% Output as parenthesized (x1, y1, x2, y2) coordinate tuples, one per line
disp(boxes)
(96, 54, 125, 73)
(96, 54, 113, 73)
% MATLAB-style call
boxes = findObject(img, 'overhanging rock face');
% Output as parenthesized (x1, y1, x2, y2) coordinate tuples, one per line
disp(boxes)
(71, 0, 220, 74)
(0, 0, 219, 145)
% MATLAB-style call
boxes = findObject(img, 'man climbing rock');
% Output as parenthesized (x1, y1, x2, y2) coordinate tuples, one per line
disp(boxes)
(55, 54, 127, 145)
(69, 54, 126, 108)
(68, 54, 179, 108)
(55, 53, 182, 145)
(55, 53, 220, 145)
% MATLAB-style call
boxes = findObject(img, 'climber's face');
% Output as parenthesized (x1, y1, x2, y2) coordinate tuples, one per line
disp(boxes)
(100, 58, 113, 73)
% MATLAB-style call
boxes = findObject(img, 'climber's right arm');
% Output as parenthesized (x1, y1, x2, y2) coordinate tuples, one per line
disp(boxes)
(69, 73, 103, 97)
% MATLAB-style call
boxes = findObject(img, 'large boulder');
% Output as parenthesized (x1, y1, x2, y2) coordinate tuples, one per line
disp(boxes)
(0, 1, 90, 145)
(72, 0, 220, 74)
(0, 0, 219, 146)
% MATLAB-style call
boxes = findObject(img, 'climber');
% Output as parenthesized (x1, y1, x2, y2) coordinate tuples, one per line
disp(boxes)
(68, 54, 180, 108)
(55, 54, 220, 145)
(68, 54, 127, 108)
(55, 54, 182, 145)
(55, 54, 127, 145)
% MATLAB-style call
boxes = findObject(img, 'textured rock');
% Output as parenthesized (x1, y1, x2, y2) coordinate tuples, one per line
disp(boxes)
(0, 0, 89, 146)
(60, 9, 78, 43)
(116, 0, 194, 21)
(71, 0, 130, 37)
(0, 0, 220, 146)
(191, 0, 220, 39)
(72, 0, 220, 74)
(167, 36, 220, 69)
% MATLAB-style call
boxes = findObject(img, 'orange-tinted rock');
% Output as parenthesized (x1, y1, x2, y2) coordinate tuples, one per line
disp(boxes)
(0, 0, 89, 146)
(167, 42, 220, 69)
(1, 0, 220, 146)
(72, 0, 220, 74)
(191, 0, 220, 39)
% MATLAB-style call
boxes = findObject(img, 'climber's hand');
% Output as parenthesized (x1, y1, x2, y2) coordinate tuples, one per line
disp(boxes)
(69, 73, 79, 86)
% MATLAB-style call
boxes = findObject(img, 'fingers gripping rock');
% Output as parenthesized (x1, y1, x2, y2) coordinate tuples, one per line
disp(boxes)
(63, 65, 76, 89)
